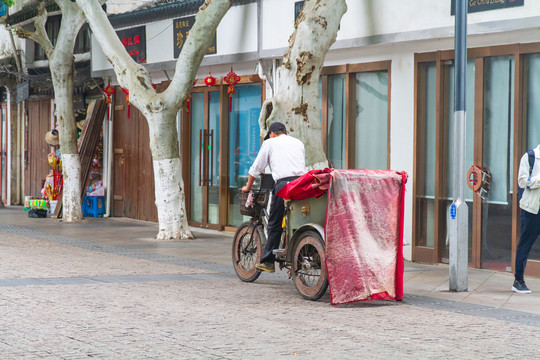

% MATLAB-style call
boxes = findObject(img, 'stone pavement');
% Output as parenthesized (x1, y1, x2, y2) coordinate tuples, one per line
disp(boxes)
(1, 205, 540, 359)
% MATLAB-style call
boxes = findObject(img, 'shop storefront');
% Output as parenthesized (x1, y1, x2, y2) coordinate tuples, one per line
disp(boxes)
(80, 0, 540, 279)
(413, 43, 540, 276)
(182, 81, 264, 229)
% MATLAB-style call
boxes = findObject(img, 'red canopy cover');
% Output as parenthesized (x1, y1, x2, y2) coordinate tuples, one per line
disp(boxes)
(278, 168, 407, 305)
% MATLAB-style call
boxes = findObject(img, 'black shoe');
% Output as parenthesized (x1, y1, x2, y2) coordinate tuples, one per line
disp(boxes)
(255, 262, 275, 273)
(512, 280, 531, 294)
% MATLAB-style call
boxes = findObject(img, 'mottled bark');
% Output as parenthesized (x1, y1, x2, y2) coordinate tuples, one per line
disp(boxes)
(259, 0, 347, 169)
(13, 0, 85, 221)
(76, 0, 231, 239)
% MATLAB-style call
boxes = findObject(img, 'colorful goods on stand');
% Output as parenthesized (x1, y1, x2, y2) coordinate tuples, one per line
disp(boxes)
(29, 199, 47, 210)
(43, 152, 62, 201)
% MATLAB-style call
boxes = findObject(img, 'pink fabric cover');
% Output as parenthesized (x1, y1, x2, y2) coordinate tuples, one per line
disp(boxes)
(276, 168, 333, 201)
(325, 169, 407, 305)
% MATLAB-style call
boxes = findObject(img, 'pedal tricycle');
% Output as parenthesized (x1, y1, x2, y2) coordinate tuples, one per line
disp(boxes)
(232, 175, 328, 301)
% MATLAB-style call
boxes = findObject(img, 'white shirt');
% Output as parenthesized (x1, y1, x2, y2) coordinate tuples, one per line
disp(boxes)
(519, 144, 540, 214)
(249, 134, 306, 181)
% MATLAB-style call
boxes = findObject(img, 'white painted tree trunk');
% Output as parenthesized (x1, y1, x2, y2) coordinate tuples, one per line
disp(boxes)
(13, 0, 85, 222)
(76, 0, 230, 239)
(51, 61, 83, 221)
(145, 109, 191, 240)
(258, 0, 347, 169)
(153, 159, 190, 239)
(61, 154, 82, 221)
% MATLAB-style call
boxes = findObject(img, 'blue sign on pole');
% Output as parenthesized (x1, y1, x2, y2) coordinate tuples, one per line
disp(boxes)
(0, 4, 6, 17)
(450, 203, 457, 220)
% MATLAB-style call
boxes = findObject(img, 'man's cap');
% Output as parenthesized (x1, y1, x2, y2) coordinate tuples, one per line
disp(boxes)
(264, 122, 287, 140)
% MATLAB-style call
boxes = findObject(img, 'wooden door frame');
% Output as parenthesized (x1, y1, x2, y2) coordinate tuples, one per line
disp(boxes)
(185, 86, 221, 230)
(184, 77, 265, 231)
(320, 61, 392, 169)
(412, 53, 439, 263)
(413, 43, 539, 271)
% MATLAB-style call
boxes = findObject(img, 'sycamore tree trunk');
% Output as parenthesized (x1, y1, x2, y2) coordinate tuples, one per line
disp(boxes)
(144, 109, 191, 238)
(50, 57, 82, 222)
(76, 0, 230, 239)
(14, 0, 85, 221)
(259, 0, 347, 169)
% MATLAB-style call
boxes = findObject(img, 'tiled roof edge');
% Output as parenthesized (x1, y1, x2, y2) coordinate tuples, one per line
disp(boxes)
(109, 0, 257, 29)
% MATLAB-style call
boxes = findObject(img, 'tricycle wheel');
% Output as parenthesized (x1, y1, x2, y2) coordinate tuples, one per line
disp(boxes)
(291, 230, 328, 301)
(232, 221, 265, 282)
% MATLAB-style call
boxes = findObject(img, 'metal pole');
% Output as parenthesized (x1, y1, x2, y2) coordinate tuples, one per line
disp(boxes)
(449, 0, 468, 292)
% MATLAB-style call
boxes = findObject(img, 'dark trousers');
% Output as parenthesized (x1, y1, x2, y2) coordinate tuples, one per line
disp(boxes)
(515, 209, 540, 281)
(260, 177, 297, 264)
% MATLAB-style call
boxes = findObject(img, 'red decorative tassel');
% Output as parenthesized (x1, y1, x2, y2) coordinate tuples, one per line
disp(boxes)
(121, 88, 130, 118)
(224, 67, 240, 113)
(103, 80, 115, 121)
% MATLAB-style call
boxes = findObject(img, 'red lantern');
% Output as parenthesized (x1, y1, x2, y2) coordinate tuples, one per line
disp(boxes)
(224, 67, 241, 112)
(205, 73, 216, 101)
(121, 88, 131, 118)
(204, 72, 216, 86)
(103, 80, 116, 120)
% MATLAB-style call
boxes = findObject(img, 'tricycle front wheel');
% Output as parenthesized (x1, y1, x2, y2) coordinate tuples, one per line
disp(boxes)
(291, 230, 328, 301)
(232, 221, 265, 282)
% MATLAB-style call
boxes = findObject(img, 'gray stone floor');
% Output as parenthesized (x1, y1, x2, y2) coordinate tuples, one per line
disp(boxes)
(1, 206, 540, 359)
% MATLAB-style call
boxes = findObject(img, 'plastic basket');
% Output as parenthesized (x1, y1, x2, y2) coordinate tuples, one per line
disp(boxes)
(240, 190, 269, 217)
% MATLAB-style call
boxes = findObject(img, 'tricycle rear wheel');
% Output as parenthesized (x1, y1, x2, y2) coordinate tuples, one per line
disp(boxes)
(291, 230, 328, 301)
(232, 221, 265, 282)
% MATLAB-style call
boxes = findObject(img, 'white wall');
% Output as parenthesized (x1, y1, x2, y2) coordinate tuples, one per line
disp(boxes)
(261, 0, 540, 52)
(92, 2, 258, 73)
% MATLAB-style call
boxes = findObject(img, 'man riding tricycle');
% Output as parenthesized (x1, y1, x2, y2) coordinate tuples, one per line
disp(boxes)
(232, 122, 407, 304)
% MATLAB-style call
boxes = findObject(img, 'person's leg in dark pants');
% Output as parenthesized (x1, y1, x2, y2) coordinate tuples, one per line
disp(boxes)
(260, 186, 286, 265)
(515, 210, 540, 282)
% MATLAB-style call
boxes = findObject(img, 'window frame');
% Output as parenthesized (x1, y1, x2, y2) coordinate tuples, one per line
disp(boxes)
(320, 61, 392, 169)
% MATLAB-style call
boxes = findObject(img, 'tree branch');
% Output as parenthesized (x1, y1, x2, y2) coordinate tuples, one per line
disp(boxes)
(13, 1, 54, 57)
(53, 0, 85, 61)
(75, 0, 151, 93)
(163, 0, 230, 108)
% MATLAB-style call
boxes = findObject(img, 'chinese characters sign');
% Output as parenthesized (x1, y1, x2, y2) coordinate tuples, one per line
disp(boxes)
(451, 0, 524, 15)
(16, 81, 29, 103)
(173, 16, 217, 58)
(116, 26, 146, 63)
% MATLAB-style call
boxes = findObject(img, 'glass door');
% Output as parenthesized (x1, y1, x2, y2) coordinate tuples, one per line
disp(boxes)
(189, 88, 221, 229)
(228, 84, 262, 227)
(480, 55, 515, 272)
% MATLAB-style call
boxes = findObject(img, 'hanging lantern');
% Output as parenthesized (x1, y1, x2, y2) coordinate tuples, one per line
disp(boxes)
(103, 80, 116, 120)
(224, 67, 241, 112)
(121, 88, 131, 118)
(204, 72, 216, 86)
